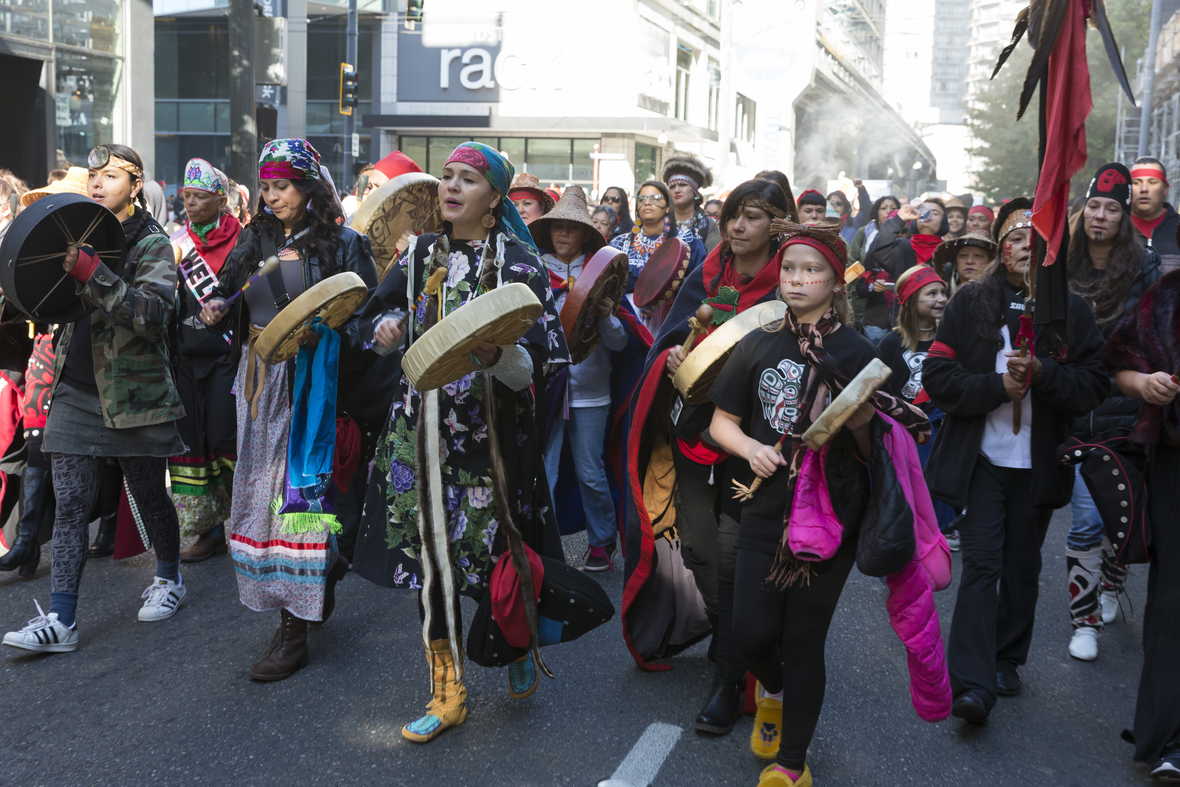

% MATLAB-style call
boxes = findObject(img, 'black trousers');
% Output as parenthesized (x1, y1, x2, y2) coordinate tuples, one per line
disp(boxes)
(948, 456, 1053, 708)
(1133, 445, 1180, 763)
(672, 444, 743, 683)
(732, 542, 856, 772)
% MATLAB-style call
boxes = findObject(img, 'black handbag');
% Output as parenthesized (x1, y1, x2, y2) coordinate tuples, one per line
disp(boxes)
(856, 415, 916, 577)
(1057, 437, 1151, 564)
(466, 556, 615, 668)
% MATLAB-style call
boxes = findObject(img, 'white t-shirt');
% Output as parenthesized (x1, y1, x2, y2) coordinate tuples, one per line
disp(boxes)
(980, 324, 1031, 469)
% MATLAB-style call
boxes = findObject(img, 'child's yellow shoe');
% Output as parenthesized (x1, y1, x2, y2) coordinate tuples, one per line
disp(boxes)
(757, 763, 812, 786)
(749, 681, 783, 760)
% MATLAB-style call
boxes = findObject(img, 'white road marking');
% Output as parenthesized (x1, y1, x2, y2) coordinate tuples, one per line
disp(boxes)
(597, 722, 683, 787)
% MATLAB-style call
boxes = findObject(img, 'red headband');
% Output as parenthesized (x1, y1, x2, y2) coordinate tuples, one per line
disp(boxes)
(1131, 166, 1169, 187)
(898, 266, 945, 305)
(509, 188, 545, 203)
(782, 235, 845, 281)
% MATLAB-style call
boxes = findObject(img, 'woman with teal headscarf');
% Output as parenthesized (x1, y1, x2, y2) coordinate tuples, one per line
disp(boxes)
(352, 142, 571, 743)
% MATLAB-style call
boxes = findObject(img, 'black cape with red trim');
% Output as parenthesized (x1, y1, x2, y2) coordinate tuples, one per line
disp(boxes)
(621, 262, 779, 670)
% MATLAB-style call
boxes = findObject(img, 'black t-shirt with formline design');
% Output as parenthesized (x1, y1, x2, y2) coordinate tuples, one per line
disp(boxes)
(709, 322, 879, 554)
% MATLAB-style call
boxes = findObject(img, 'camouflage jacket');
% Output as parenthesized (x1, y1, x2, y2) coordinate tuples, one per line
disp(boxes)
(52, 216, 185, 429)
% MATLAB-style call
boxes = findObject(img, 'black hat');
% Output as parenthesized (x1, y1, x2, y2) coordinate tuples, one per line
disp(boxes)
(1085, 163, 1132, 208)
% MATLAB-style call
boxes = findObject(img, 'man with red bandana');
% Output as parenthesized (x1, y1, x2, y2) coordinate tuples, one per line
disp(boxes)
(1129, 156, 1180, 275)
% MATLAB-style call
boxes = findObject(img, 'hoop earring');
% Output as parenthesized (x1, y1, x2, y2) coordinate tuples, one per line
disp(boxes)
(481, 211, 496, 229)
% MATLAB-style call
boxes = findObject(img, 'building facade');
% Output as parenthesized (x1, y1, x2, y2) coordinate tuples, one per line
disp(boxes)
(0, 0, 155, 187)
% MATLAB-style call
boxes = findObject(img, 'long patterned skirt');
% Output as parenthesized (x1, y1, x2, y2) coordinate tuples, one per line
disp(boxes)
(170, 352, 237, 536)
(228, 350, 332, 621)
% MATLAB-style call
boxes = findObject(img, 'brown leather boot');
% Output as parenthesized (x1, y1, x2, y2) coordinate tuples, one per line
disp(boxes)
(319, 554, 349, 624)
(249, 610, 309, 682)
(180, 526, 228, 563)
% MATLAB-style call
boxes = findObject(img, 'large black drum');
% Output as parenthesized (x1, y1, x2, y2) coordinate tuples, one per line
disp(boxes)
(0, 193, 126, 323)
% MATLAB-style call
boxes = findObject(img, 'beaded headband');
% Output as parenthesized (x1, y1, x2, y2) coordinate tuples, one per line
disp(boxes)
(996, 208, 1033, 245)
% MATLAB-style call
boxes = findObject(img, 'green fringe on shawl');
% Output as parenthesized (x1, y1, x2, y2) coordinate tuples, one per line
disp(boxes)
(269, 499, 342, 535)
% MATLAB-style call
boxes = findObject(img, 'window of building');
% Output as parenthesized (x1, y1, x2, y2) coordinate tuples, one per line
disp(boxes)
(56, 50, 122, 165)
(635, 143, 657, 184)
(707, 58, 721, 132)
(398, 136, 602, 186)
(2, 0, 50, 41)
(675, 47, 692, 121)
(735, 93, 756, 144)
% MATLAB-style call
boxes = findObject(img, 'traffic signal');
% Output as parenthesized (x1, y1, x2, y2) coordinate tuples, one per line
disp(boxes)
(405, 0, 423, 28)
(339, 63, 359, 116)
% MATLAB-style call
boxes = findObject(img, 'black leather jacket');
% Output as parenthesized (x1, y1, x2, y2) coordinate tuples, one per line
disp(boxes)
(1073, 249, 1161, 442)
(212, 221, 379, 412)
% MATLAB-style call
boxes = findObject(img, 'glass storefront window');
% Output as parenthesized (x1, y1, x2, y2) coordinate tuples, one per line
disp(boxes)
(54, 0, 121, 53)
(636, 143, 657, 184)
(178, 101, 216, 134)
(572, 139, 596, 182)
(399, 136, 427, 172)
(1, 0, 50, 41)
(526, 138, 570, 182)
(55, 50, 121, 165)
(499, 138, 525, 169)
(427, 137, 470, 177)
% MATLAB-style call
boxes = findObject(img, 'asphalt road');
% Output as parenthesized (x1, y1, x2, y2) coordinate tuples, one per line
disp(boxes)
(0, 507, 1155, 786)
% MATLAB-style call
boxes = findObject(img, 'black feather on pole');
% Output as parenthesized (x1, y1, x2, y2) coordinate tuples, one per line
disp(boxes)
(1017, 0, 1069, 120)
(1091, 0, 1137, 105)
(992, 7, 1030, 79)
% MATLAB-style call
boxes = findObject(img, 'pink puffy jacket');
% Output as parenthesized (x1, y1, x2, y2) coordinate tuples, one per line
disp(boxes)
(788, 412, 952, 722)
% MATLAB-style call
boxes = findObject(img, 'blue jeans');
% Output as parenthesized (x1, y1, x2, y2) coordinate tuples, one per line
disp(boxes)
(1068, 465, 1105, 550)
(863, 324, 890, 345)
(544, 405, 617, 548)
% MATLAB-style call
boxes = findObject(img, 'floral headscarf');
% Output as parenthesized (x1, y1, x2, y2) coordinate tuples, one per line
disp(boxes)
(443, 142, 538, 254)
(258, 138, 322, 182)
(183, 158, 227, 196)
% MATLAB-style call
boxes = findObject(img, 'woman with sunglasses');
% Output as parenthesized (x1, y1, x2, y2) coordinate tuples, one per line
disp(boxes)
(599, 186, 634, 236)
(608, 180, 707, 307)
(3, 144, 188, 654)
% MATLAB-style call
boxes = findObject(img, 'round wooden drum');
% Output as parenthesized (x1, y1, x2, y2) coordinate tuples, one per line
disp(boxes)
(0, 193, 126, 323)
(351, 173, 443, 281)
(633, 237, 689, 311)
(255, 272, 369, 364)
(402, 282, 543, 391)
(673, 300, 787, 405)
(559, 247, 628, 365)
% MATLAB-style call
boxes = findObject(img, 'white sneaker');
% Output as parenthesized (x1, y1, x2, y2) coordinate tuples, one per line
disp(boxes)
(3, 601, 78, 653)
(138, 576, 185, 622)
(1100, 589, 1120, 624)
(1069, 627, 1099, 661)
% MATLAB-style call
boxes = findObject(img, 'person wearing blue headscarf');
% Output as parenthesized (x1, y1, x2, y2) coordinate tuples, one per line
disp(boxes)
(350, 142, 572, 743)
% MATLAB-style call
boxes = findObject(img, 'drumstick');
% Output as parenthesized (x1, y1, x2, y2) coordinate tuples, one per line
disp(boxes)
(1012, 336, 1028, 435)
(220, 256, 280, 308)
(680, 304, 714, 355)
(732, 433, 787, 502)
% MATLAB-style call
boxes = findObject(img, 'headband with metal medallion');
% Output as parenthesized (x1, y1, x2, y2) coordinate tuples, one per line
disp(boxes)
(88, 146, 144, 179)
(996, 208, 1033, 245)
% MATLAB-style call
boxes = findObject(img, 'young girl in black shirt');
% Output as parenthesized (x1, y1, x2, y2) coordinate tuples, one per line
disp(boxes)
(708, 223, 932, 787)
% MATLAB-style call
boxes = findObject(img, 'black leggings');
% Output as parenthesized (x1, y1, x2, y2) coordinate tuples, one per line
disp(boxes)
(732, 542, 856, 772)
(49, 454, 180, 594)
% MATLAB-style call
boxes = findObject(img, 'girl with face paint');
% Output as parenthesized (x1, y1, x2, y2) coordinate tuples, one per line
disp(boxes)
(706, 222, 937, 786)
(922, 197, 1109, 726)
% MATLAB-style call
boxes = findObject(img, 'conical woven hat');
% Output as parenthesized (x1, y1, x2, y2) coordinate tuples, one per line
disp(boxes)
(508, 173, 556, 213)
(529, 185, 606, 256)
(21, 167, 89, 207)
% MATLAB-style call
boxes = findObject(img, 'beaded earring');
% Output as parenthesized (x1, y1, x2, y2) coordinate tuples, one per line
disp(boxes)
(631, 224, 641, 235)
(127, 203, 135, 216)
(663, 215, 672, 235)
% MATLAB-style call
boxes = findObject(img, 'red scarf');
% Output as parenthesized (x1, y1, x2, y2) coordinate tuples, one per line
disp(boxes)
(1132, 212, 1166, 241)
(910, 233, 943, 267)
(699, 243, 783, 336)
(187, 214, 242, 275)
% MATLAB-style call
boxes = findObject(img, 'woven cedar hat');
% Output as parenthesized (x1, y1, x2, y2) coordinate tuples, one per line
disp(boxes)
(529, 185, 606, 255)
(21, 167, 89, 207)
(508, 173, 556, 213)
(933, 230, 997, 271)
(662, 152, 713, 192)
